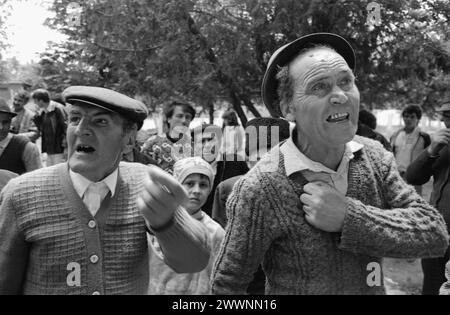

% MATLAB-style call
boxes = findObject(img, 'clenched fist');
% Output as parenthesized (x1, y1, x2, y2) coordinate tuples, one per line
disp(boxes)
(137, 166, 189, 230)
(300, 181, 348, 232)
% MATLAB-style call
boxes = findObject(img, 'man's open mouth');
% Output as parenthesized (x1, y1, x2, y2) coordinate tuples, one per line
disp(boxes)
(76, 145, 96, 153)
(326, 113, 350, 123)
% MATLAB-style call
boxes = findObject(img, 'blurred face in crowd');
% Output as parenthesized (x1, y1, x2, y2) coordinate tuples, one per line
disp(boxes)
(402, 113, 419, 132)
(33, 98, 47, 109)
(0, 113, 12, 142)
(182, 174, 211, 214)
(441, 111, 450, 129)
(284, 47, 359, 147)
(168, 105, 193, 132)
(67, 103, 133, 182)
(13, 95, 27, 111)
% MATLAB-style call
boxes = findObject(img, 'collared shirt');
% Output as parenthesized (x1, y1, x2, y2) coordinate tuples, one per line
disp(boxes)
(69, 168, 118, 216)
(39, 100, 57, 115)
(280, 135, 364, 195)
(0, 133, 42, 172)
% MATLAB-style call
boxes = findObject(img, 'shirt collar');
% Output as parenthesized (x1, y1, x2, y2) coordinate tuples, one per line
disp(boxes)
(280, 132, 364, 177)
(69, 168, 118, 198)
(39, 101, 57, 114)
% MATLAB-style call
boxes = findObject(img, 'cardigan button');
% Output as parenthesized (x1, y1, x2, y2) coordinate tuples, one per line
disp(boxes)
(88, 220, 97, 229)
(92, 291, 101, 295)
(90, 255, 99, 264)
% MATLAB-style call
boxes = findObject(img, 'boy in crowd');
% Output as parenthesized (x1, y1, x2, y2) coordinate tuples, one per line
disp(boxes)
(390, 104, 430, 195)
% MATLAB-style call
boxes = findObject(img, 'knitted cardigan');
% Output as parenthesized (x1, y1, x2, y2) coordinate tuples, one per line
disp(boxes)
(0, 162, 210, 295)
(211, 136, 449, 295)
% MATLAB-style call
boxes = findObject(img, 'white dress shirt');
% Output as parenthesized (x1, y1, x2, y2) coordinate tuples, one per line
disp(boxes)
(280, 136, 364, 195)
(69, 168, 118, 216)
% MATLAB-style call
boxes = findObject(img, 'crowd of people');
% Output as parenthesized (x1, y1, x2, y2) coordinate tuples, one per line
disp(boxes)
(0, 32, 450, 295)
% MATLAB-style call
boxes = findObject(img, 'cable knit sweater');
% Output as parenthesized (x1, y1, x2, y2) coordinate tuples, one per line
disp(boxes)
(0, 162, 210, 295)
(211, 136, 449, 295)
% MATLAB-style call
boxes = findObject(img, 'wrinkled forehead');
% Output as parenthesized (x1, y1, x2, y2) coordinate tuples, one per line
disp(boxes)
(289, 47, 352, 83)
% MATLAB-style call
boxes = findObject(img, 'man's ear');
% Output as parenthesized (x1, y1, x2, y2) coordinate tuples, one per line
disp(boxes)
(123, 125, 138, 153)
(280, 101, 295, 122)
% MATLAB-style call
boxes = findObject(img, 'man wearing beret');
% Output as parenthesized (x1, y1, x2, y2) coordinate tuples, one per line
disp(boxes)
(211, 33, 449, 295)
(0, 86, 210, 295)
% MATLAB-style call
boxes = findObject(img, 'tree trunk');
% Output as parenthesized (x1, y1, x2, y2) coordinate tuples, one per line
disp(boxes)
(229, 91, 248, 126)
(208, 102, 214, 124)
(181, 11, 250, 123)
(240, 94, 262, 118)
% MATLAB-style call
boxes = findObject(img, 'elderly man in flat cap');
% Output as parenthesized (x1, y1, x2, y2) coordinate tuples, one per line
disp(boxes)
(0, 86, 210, 295)
(406, 100, 450, 295)
(211, 33, 449, 295)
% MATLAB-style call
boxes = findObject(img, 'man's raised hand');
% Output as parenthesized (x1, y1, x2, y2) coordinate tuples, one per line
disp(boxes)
(137, 166, 189, 229)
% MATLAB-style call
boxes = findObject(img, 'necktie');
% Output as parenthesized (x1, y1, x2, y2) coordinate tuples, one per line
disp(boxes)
(83, 182, 109, 216)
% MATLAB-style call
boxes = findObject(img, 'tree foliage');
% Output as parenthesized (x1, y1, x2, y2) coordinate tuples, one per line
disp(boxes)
(41, 0, 450, 120)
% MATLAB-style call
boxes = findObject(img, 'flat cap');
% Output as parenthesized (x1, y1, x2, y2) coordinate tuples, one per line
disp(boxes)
(62, 86, 148, 129)
(262, 33, 356, 118)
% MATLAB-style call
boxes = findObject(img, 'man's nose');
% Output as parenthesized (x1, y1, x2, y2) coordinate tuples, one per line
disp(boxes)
(330, 86, 348, 105)
(74, 118, 92, 136)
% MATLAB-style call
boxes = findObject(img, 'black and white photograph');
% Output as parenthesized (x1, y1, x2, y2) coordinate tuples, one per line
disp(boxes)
(0, 0, 449, 300)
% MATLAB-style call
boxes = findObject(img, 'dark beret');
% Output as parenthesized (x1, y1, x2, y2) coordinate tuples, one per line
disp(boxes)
(62, 86, 149, 129)
(262, 33, 356, 118)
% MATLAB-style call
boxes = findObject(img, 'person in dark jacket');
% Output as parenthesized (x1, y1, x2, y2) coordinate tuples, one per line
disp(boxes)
(32, 89, 68, 166)
(406, 101, 450, 295)
(391, 105, 431, 195)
